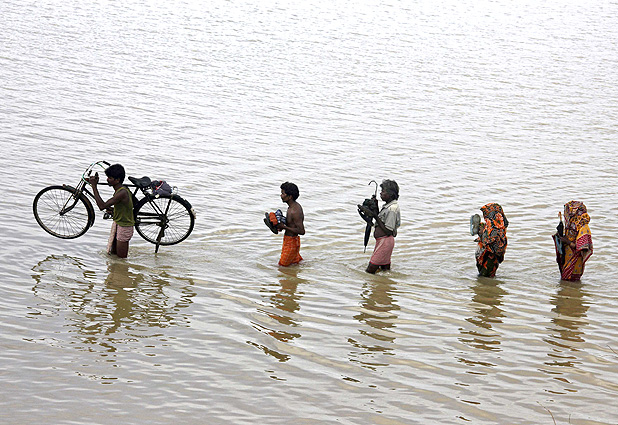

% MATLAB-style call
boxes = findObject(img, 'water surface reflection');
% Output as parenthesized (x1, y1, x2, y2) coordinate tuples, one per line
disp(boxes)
(544, 281, 590, 368)
(459, 278, 507, 352)
(30, 255, 196, 359)
(249, 267, 306, 362)
(348, 276, 400, 370)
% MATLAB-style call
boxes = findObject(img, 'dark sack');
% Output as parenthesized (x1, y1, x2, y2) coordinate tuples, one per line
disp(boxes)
(151, 180, 172, 196)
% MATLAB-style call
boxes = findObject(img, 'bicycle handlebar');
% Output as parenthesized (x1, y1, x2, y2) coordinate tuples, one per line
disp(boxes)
(81, 161, 112, 182)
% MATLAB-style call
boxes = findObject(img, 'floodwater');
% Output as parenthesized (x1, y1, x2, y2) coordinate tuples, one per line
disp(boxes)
(1, 0, 618, 423)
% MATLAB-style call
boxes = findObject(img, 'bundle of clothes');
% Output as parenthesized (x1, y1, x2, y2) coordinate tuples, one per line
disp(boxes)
(264, 209, 286, 234)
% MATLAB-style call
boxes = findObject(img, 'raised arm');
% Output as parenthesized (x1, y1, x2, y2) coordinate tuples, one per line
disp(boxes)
(88, 175, 129, 211)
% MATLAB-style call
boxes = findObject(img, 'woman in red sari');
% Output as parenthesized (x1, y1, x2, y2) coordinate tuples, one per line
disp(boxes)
(553, 201, 593, 281)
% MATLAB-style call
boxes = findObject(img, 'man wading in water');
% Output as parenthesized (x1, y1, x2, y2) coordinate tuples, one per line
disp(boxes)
(88, 164, 134, 258)
(277, 182, 305, 266)
(360, 179, 400, 274)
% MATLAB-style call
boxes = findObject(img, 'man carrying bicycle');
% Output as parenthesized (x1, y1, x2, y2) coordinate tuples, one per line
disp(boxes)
(88, 164, 134, 258)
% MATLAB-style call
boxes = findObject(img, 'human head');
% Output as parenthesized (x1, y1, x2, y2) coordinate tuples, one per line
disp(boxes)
(564, 200, 590, 232)
(105, 163, 126, 184)
(380, 179, 399, 201)
(480, 203, 508, 229)
(280, 182, 300, 201)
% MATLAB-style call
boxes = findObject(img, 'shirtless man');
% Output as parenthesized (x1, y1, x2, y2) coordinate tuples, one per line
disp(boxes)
(277, 182, 305, 266)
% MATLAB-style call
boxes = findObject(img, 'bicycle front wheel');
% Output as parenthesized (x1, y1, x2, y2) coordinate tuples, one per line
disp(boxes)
(134, 195, 195, 245)
(33, 185, 94, 239)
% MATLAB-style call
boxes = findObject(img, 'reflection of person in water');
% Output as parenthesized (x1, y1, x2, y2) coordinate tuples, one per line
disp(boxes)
(248, 269, 306, 362)
(349, 279, 400, 369)
(101, 261, 196, 337)
(545, 282, 590, 365)
(103, 261, 139, 334)
(31, 255, 196, 357)
(459, 279, 507, 352)
(265, 275, 303, 341)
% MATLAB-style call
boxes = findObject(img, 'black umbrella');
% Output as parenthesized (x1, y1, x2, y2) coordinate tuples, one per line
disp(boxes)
(554, 211, 565, 266)
(357, 180, 379, 252)
(556, 211, 564, 237)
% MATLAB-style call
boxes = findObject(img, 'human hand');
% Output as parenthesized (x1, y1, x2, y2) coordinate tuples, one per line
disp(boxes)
(358, 206, 372, 223)
(88, 173, 99, 186)
(358, 204, 377, 218)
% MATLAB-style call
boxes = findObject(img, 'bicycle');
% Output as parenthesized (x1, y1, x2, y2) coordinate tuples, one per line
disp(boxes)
(33, 161, 196, 253)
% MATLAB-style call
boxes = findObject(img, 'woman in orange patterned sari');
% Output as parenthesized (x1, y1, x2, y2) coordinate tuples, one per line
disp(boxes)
(471, 203, 508, 277)
(553, 201, 593, 281)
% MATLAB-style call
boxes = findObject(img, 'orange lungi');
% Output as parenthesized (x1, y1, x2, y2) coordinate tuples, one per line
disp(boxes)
(279, 235, 303, 266)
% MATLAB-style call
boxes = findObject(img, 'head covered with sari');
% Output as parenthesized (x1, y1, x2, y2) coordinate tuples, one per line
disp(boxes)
(479, 203, 509, 258)
(564, 201, 591, 241)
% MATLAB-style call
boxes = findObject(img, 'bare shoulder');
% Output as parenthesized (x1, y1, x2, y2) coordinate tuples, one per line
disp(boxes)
(289, 202, 304, 217)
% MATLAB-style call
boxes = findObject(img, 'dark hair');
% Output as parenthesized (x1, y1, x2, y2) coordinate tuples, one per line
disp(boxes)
(280, 182, 300, 201)
(105, 163, 126, 182)
(381, 179, 399, 200)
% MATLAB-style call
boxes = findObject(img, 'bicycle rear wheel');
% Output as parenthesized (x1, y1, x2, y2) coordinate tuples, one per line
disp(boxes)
(134, 194, 195, 245)
(33, 185, 94, 239)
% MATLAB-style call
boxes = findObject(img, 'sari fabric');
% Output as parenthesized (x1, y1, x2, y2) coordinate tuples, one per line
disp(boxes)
(555, 201, 593, 281)
(476, 203, 508, 277)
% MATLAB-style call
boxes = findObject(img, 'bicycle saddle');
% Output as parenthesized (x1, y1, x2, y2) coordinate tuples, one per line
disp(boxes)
(129, 176, 152, 188)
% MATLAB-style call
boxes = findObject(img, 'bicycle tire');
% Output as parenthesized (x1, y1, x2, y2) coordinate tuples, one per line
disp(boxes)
(33, 185, 94, 239)
(134, 194, 195, 245)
